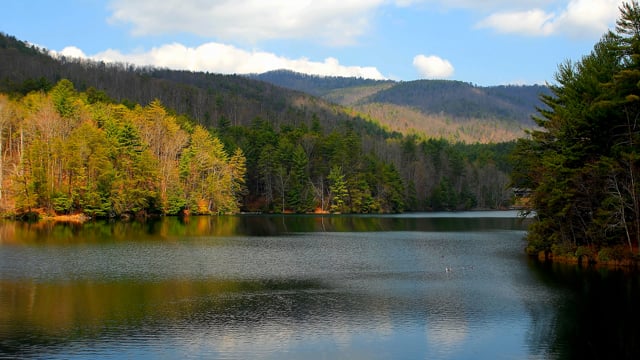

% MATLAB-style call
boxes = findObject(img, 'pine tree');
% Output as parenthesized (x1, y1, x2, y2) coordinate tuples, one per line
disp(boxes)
(328, 166, 348, 213)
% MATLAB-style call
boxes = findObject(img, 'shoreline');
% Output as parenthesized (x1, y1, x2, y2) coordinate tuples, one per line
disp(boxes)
(532, 249, 640, 270)
(41, 213, 92, 223)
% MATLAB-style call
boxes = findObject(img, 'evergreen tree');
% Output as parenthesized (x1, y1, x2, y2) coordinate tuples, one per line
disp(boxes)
(328, 166, 348, 213)
(287, 144, 313, 213)
(511, 1, 640, 256)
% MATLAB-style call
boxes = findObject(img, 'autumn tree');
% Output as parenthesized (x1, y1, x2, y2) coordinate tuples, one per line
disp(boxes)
(59, 121, 113, 216)
(132, 100, 188, 214)
(180, 126, 239, 214)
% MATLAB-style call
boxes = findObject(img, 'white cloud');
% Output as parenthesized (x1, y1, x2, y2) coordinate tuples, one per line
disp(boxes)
(476, 9, 555, 36)
(412, 0, 556, 11)
(57, 46, 88, 58)
(108, 0, 384, 46)
(412, 55, 454, 79)
(554, 0, 623, 37)
(476, 0, 625, 37)
(61, 42, 386, 79)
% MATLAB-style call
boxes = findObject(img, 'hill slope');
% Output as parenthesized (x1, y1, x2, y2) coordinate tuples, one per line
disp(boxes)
(250, 70, 549, 141)
(363, 80, 546, 124)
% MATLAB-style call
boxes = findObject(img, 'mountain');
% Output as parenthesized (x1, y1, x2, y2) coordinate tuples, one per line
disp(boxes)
(249, 70, 550, 142)
(361, 80, 547, 123)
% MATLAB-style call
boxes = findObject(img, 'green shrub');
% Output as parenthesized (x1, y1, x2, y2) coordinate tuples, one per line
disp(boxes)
(51, 192, 73, 214)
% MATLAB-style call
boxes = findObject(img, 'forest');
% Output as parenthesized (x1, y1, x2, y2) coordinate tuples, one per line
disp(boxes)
(0, 32, 518, 218)
(0, 82, 247, 217)
(511, 1, 640, 263)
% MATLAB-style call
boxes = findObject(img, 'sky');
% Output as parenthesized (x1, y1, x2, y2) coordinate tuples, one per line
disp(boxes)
(0, 0, 629, 86)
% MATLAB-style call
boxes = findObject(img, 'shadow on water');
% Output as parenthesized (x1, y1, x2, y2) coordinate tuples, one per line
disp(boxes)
(238, 213, 531, 234)
(527, 259, 640, 359)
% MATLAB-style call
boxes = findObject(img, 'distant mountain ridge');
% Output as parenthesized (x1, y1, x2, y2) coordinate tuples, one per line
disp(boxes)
(249, 70, 549, 141)
(247, 69, 395, 97)
(249, 69, 548, 124)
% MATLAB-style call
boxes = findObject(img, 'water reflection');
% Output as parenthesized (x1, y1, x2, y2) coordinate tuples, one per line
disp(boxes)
(0, 213, 638, 359)
(0, 212, 530, 245)
(527, 260, 640, 359)
(0, 278, 325, 356)
(1, 276, 480, 358)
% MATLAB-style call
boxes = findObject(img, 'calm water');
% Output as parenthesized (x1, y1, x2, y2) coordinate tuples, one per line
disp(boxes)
(0, 212, 638, 359)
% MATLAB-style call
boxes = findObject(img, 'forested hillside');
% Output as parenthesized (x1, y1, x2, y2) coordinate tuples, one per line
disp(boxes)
(250, 70, 549, 142)
(364, 80, 547, 123)
(0, 32, 517, 217)
(0, 33, 363, 134)
(252, 70, 546, 122)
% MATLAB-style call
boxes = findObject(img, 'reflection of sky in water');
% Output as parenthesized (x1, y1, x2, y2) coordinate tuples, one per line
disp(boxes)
(426, 318, 468, 354)
(0, 214, 595, 359)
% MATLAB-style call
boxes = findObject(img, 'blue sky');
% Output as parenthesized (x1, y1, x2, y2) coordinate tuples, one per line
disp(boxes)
(0, 0, 626, 86)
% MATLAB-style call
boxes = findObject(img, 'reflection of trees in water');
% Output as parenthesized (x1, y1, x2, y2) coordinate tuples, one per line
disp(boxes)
(524, 294, 560, 359)
(0, 214, 530, 244)
(237, 214, 529, 234)
(0, 278, 323, 354)
(527, 260, 640, 359)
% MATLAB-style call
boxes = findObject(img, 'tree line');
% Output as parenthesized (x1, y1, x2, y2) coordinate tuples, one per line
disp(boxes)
(511, 1, 640, 261)
(247, 69, 393, 97)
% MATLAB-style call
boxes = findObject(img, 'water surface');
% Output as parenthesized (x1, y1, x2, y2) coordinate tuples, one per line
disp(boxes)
(1, 212, 638, 359)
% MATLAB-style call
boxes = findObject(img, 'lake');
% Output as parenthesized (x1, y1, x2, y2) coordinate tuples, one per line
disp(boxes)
(1, 212, 638, 359)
